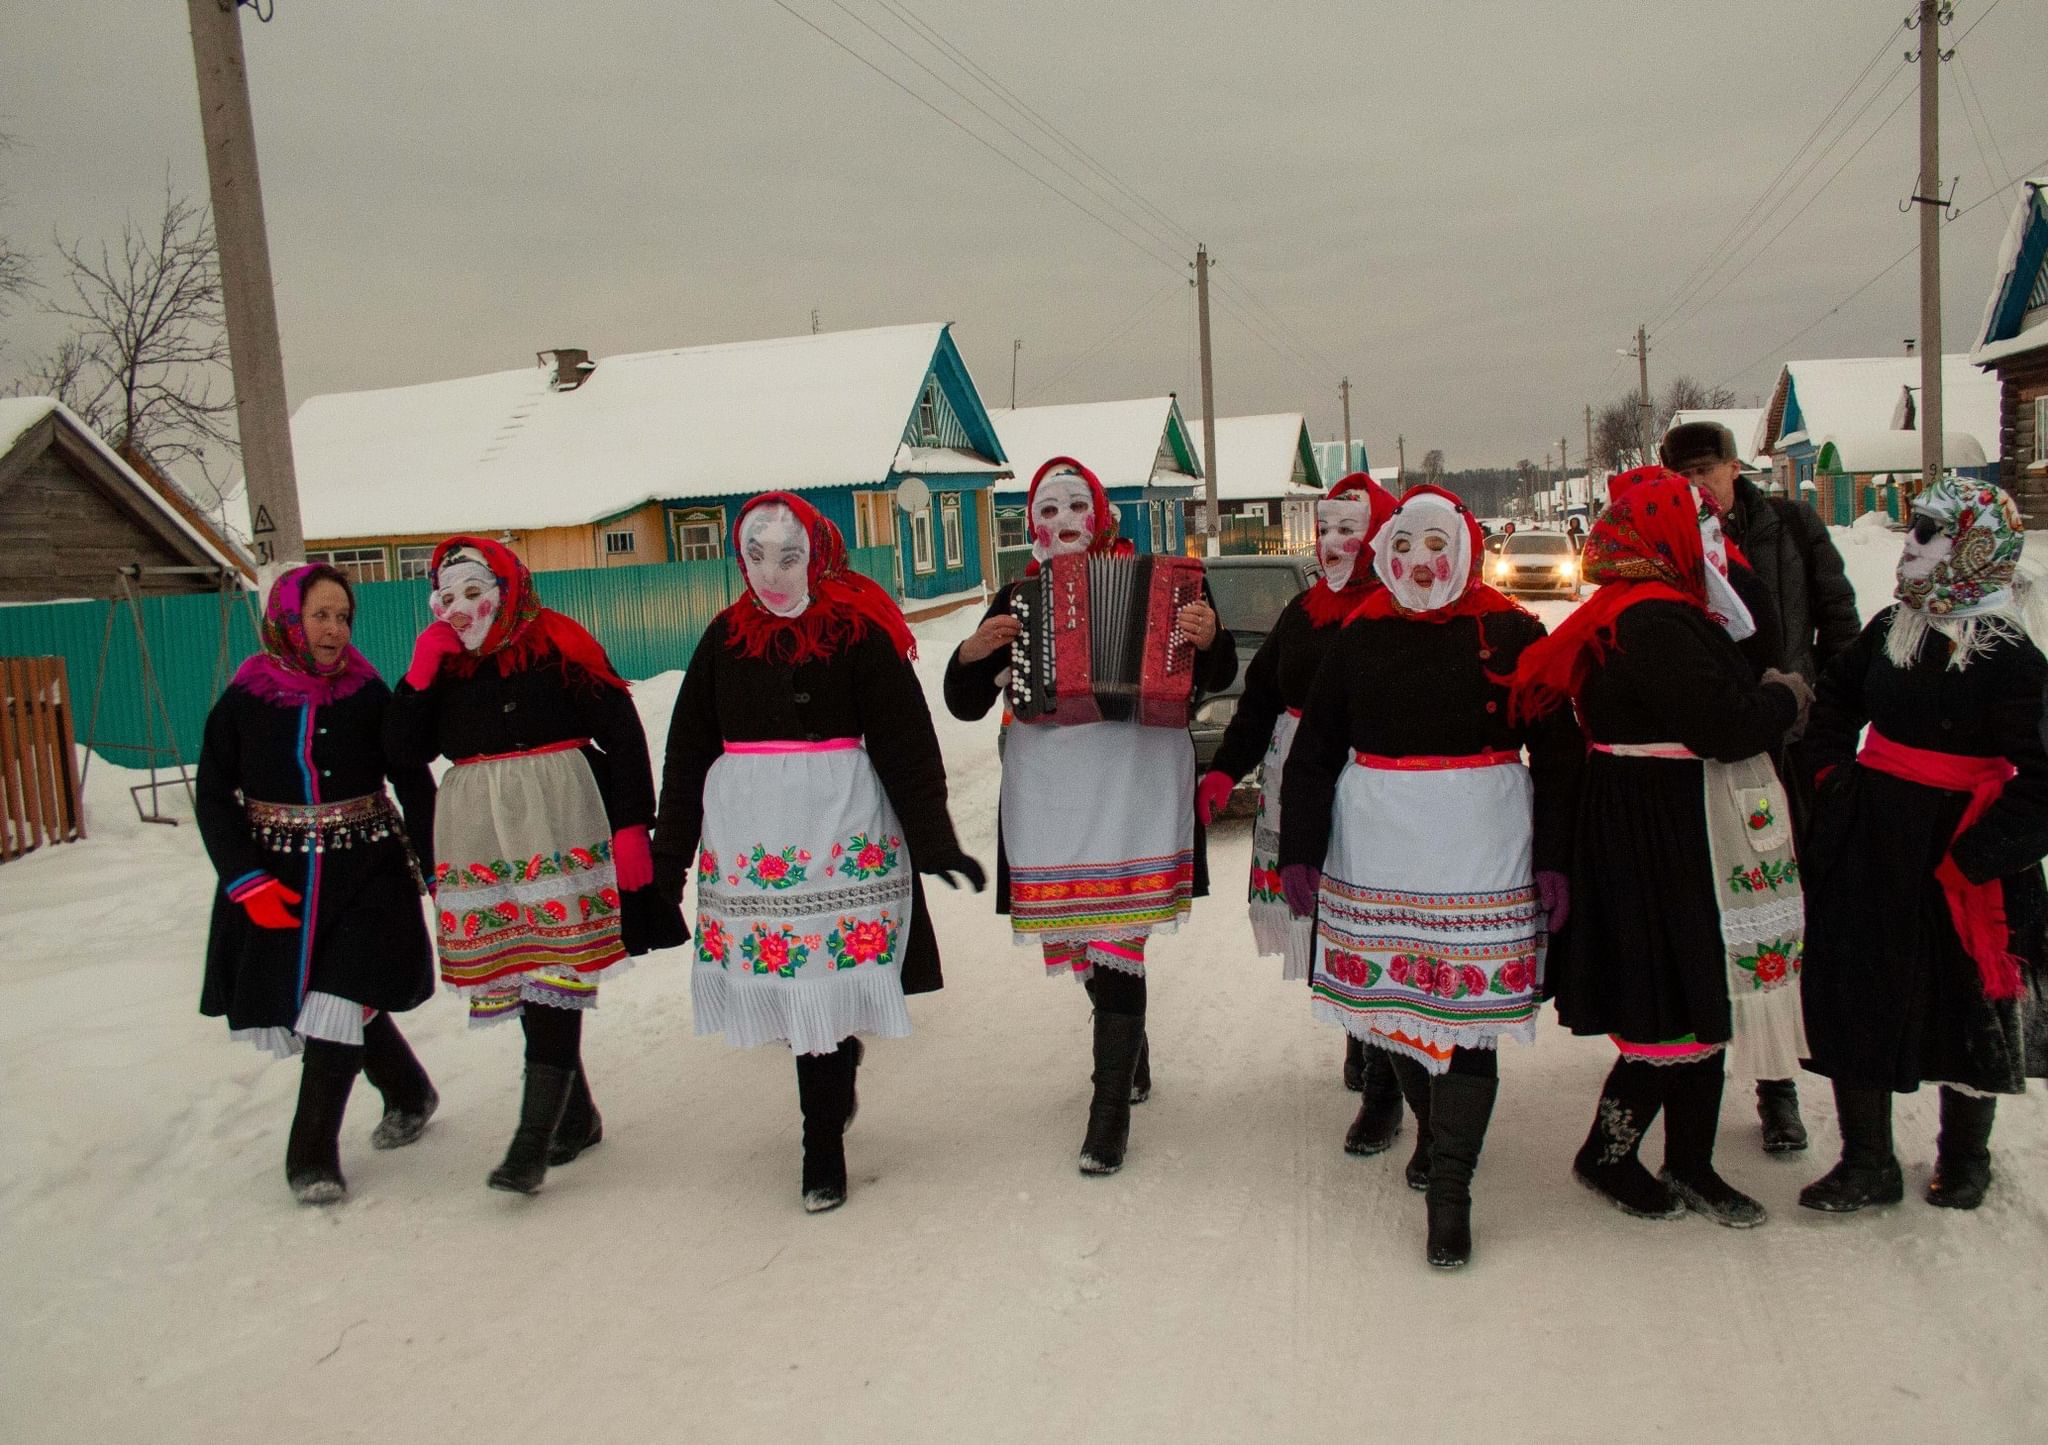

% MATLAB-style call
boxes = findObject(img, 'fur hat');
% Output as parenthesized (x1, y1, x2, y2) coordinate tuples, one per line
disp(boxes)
(1659, 421, 1738, 471)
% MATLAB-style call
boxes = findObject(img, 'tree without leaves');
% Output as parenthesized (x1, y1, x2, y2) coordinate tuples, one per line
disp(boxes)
(1421, 449, 1445, 487)
(1593, 392, 1648, 472)
(1657, 374, 1738, 435)
(0, 134, 32, 334)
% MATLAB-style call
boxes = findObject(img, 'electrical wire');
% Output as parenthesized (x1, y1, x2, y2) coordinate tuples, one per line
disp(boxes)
(1019, 280, 1183, 404)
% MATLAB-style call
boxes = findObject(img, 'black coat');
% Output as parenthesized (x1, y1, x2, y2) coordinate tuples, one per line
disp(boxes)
(1551, 600, 1801, 1045)
(944, 578, 1238, 913)
(1209, 587, 1358, 785)
(1801, 608, 2048, 1093)
(384, 652, 686, 955)
(1276, 608, 1581, 876)
(1725, 477, 1859, 683)
(652, 615, 967, 995)
(198, 678, 435, 1031)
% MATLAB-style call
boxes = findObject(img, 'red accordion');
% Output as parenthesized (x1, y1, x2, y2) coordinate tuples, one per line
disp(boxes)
(1008, 553, 1207, 727)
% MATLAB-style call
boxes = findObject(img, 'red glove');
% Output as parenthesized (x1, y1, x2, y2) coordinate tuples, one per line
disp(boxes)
(1195, 770, 1234, 826)
(404, 621, 465, 690)
(236, 877, 303, 930)
(1281, 863, 1320, 919)
(613, 824, 653, 892)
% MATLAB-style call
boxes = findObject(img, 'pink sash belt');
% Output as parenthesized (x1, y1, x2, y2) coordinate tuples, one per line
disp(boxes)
(725, 737, 861, 754)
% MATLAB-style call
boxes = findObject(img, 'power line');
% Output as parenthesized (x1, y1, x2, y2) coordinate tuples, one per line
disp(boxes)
(1019, 280, 1184, 404)
(1952, 0, 2006, 47)
(1954, 51, 2018, 198)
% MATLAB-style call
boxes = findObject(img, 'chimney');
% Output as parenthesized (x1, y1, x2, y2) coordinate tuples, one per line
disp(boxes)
(537, 347, 594, 391)
(1903, 338, 1916, 356)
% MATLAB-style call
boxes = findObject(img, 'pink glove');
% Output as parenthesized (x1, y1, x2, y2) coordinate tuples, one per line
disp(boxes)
(1281, 863, 1320, 919)
(232, 876, 302, 930)
(613, 824, 653, 892)
(1195, 770, 1234, 826)
(1536, 870, 1570, 933)
(404, 621, 465, 690)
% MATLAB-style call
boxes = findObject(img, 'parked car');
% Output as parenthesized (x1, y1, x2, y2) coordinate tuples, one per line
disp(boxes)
(1191, 553, 1318, 774)
(1488, 529, 1581, 599)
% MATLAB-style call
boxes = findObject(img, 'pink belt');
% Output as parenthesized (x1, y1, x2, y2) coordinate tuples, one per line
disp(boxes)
(725, 737, 861, 754)
(1590, 741, 1697, 760)
(1354, 749, 1519, 771)
(453, 737, 589, 766)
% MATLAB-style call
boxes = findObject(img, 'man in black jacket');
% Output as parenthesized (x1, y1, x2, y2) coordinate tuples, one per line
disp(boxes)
(1662, 419, 1860, 1156)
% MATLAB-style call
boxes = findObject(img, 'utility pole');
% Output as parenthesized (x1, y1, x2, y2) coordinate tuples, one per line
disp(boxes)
(1396, 434, 1406, 493)
(1910, 0, 1950, 490)
(1339, 376, 1353, 470)
(1561, 434, 1570, 514)
(1585, 403, 1595, 492)
(1195, 245, 1219, 557)
(187, 0, 302, 573)
(1010, 339, 1022, 409)
(1632, 324, 1653, 465)
(811, 308, 821, 335)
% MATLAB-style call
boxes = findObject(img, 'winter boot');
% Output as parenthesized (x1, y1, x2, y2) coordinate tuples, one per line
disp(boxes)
(1572, 1057, 1685, 1219)
(1343, 1034, 1366, 1093)
(1926, 1088, 1997, 1210)
(360, 1012, 438, 1151)
(1659, 1057, 1767, 1227)
(796, 1040, 859, 1213)
(1130, 1032, 1151, 1105)
(548, 1065, 604, 1166)
(1387, 1053, 1435, 1190)
(486, 1062, 576, 1195)
(1079, 1008, 1146, 1176)
(286, 1040, 363, 1205)
(1755, 1077, 1808, 1154)
(1424, 1072, 1499, 1268)
(844, 1035, 866, 1128)
(1344, 1044, 1406, 1157)
(1798, 1082, 1904, 1213)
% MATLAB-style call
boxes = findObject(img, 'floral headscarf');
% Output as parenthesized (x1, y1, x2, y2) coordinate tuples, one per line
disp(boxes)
(722, 490, 917, 663)
(1897, 476, 2025, 617)
(229, 563, 378, 706)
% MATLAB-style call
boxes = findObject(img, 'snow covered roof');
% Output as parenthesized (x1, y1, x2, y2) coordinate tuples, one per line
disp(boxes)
(986, 397, 1198, 497)
(1757, 355, 2000, 459)
(1815, 431, 1988, 473)
(1668, 407, 1769, 468)
(292, 323, 1005, 539)
(1183, 413, 1322, 500)
(1972, 178, 2048, 368)
(0, 397, 254, 583)
(1369, 465, 1401, 485)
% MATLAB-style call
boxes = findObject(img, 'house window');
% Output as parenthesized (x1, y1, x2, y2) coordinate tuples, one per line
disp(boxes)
(911, 509, 935, 574)
(671, 507, 726, 562)
(852, 491, 894, 548)
(308, 547, 387, 584)
(2035, 396, 2047, 465)
(995, 507, 1027, 550)
(941, 493, 963, 567)
(916, 380, 940, 444)
(394, 545, 435, 581)
(603, 528, 637, 557)
(1150, 501, 1165, 552)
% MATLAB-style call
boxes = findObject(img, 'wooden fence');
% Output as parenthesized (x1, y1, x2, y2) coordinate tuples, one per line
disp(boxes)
(0, 656, 86, 861)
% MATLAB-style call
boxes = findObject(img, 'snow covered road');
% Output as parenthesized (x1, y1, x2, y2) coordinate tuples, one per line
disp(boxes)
(5, 551, 2046, 1443)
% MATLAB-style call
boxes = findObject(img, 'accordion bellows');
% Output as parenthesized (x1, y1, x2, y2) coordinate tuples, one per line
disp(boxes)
(1009, 554, 1207, 728)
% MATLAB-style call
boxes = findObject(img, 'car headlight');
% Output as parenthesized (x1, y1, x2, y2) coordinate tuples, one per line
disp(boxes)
(1491, 560, 1510, 580)
(1557, 560, 1576, 579)
(1194, 697, 1237, 727)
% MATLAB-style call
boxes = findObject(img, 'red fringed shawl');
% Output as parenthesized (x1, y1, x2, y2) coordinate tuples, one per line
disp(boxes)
(720, 491, 918, 665)
(429, 535, 631, 693)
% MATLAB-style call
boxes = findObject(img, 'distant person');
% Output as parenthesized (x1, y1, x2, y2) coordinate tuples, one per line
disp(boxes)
(1662, 419, 1858, 1155)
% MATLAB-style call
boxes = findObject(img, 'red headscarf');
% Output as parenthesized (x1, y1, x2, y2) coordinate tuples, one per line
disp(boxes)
(1348, 483, 1524, 625)
(1022, 456, 1131, 576)
(1502, 468, 1706, 721)
(721, 491, 917, 664)
(429, 535, 630, 693)
(1303, 471, 1399, 626)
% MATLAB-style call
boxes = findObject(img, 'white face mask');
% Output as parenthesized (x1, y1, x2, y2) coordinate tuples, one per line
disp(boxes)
(430, 556, 502, 652)
(1316, 498, 1372, 589)
(1031, 474, 1097, 562)
(1696, 507, 1757, 642)
(741, 503, 811, 618)
(1372, 496, 1470, 613)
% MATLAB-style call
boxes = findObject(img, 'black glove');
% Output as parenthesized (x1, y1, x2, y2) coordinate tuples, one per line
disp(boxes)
(926, 852, 988, 893)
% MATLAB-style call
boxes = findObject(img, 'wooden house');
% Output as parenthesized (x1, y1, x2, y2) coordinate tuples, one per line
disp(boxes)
(1179, 413, 1324, 553)
(1310, 439, 1372, 486)
(0, 398, 254, 603)
(1971, 177, 2048, 523)
(291, 324, 1011, 602)
(985, 397, 1202, 584)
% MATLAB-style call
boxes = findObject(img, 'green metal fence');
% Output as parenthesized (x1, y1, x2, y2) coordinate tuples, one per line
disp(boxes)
(0, 545, 901, 767)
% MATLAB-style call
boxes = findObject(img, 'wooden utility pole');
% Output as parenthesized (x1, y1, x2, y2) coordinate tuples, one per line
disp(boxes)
(1633, 324, 1653, 466)
(1396, 434, 1406, 492)
(1560, 435, 1570, 512)
(1195, 245, 1219, 557)
(187, 0, 303, 572)
(1585, 403, 1595, 490)
(1010, 339, 1021, 409)
(1339, 376, 1353, 469)
(1912, 0, 1949, 489)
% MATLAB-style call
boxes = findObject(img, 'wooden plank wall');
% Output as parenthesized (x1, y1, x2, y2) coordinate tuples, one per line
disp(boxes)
(0, 656, 87, 862)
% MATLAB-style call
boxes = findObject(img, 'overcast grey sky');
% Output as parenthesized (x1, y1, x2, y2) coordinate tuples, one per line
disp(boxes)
(4, 1, 2045, 478)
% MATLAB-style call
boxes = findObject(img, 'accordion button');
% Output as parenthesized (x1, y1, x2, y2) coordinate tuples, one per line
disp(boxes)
(1485, 701, 1498, 714)
(792, 692, 810, 704)
(1478, 648, 1493, 661)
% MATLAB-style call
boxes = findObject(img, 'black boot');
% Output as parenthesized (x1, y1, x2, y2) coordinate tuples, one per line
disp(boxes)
(1798, 1082, 1904, 1213)
(1927, 1088, 1997, 1209)
(1659, 1057, 1766, 1227)
(1424, 1072, 1499, 1268)
(1572, 1057, 1685, 1219)
(1343, 1034, 1366, 1092)
(1080, 1009, 1145, 1175)
(286, 1040, 362, 1205)
(1387, 1053, 1435, 1190)
(1755, 1077, 1808, 1154)
(548, 1065, 604, 1166)
(1344, 1043, 1406, 1157)
(487, 1062, 575, 1195)
(1131, 1032, 1151, 1105)
(360, 1013, 438, 1151)
(796, 1040, 858, 1213)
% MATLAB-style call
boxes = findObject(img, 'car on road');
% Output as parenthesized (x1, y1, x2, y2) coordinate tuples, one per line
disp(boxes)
(1487, 528, 1581, 599)
(1191, 552, 1318, 776)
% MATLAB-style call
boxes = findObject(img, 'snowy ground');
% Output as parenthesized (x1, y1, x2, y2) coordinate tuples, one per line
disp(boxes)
(6, 549, 2048, 1444)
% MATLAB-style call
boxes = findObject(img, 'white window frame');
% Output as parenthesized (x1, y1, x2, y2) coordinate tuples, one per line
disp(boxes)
(1150, 500, 1165, 552)
(393, 544, 435, 581)
(941, 493, 963, 567)
(916, 380, 940, 444)
(911, 508, 936, 575)
(603, 528, 637, 557)
(671, 507, 726, 562)
(995, 506, 1027, 550)
(312, 546, 387, 584)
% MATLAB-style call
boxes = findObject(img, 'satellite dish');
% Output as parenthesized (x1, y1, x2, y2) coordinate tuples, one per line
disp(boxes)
(1109, 503, 1124, 525)
(895, 476, 931, 513)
